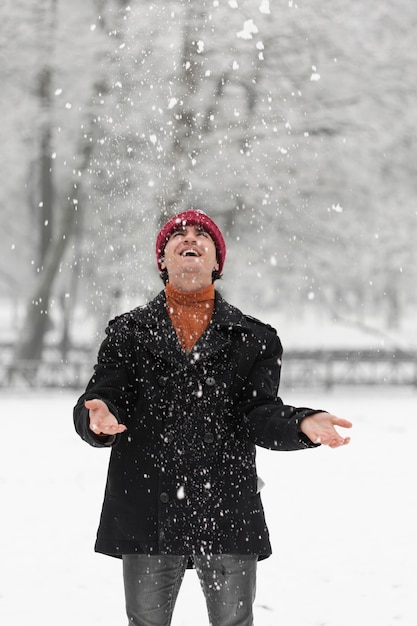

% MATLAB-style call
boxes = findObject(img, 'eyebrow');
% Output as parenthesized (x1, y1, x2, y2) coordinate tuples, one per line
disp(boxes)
(169, 225, 211, 236)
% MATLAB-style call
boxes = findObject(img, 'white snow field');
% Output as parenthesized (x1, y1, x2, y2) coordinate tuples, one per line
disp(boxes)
(0, 386, 415, 626)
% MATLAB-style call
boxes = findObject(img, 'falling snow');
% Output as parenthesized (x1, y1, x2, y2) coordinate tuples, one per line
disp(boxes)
(237, 19, 259, 40)
(259, 0, 271, 14)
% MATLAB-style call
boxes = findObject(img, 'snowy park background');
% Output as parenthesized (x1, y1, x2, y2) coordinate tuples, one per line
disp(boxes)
(1, 385, 416, 626)
(1, 1, 417, 624)
(1, 0, 417, 368)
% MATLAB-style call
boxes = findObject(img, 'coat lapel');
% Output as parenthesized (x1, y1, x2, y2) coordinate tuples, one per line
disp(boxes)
(131, 291, 187, 367)
(190, 292, 249, 362)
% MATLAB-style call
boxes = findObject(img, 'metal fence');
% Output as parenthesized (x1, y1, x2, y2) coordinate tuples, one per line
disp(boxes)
(281, 349, 417, 389)
(1, 349, 416, 390)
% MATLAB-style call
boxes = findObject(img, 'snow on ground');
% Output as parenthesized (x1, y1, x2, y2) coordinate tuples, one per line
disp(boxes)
(0, 386, 416, 626)
(261, 311, 417, 351)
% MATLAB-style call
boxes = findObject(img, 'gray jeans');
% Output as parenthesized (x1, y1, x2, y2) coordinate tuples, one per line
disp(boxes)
(122, 553, 257, 626)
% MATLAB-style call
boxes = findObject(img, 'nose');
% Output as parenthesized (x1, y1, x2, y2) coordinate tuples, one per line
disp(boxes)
(183, 227, 197, 242)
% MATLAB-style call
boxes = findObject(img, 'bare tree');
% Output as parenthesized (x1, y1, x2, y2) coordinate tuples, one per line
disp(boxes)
(7, 0, 126, 374)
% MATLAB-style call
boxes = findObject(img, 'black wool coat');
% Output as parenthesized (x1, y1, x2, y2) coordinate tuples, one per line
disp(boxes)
(74, 290, 319, 561)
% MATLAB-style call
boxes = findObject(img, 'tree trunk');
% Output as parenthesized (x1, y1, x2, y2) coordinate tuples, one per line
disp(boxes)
(38, 66, 54, 265)
(8, 131, 93, 379)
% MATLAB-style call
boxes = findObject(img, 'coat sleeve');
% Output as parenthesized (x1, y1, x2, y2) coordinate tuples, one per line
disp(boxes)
(73, 314, 138, 448)
(236, 326, 322, 451)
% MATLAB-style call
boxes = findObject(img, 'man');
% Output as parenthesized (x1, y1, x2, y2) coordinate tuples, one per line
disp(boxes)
(74, 209, 352, 626)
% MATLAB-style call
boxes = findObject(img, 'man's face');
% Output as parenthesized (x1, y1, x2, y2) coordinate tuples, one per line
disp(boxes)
(161, 224, 219, 290)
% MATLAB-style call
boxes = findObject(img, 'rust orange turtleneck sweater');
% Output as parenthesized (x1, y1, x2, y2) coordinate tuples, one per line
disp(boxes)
(165, 282, 215, 352)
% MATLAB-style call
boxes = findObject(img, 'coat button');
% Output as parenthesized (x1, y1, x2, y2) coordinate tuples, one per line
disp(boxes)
(205, 377, 216, 386)
(160, 492, 169, 503)
(203, 432, 215, 444)
(164, 432, 174, 444)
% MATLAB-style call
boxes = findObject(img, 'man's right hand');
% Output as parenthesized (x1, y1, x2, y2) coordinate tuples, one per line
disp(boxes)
(85, 399, 127, 436)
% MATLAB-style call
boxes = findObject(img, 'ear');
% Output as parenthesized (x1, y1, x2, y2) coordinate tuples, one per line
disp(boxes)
(160, 258, 166, 270)
(213, 262, 219, 271)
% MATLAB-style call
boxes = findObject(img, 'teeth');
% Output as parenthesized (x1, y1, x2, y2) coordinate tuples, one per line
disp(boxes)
(182, 249, 198, 257)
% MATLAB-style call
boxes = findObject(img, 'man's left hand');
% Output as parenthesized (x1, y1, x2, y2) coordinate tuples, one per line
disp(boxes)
(300, 412, 352, 448)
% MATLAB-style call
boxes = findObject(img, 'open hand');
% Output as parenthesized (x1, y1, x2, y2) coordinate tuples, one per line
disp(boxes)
(300, 412, 352, 448)
(85, 399, 127, 436)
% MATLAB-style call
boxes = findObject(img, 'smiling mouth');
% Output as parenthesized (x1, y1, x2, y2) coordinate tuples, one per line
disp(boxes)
(181, 249, 200, 257)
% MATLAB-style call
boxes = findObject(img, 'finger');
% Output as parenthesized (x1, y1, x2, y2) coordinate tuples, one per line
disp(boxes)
(331, 416, 353, 429)
(90, 422, 126, 435)
(85, 399, 103, 413)
(106, 422, 126, 432)
(328, 436, 350, 448)
(104, 422, 127, 433)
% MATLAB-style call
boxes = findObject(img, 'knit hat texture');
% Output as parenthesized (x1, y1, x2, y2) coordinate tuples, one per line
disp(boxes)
(156, 210, 226, 275)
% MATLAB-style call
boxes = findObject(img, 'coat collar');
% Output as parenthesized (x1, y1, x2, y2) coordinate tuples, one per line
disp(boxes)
(131, 289, 249, 366)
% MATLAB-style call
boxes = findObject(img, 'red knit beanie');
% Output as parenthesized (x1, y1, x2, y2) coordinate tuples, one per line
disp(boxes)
(156, 210, 226, 275)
